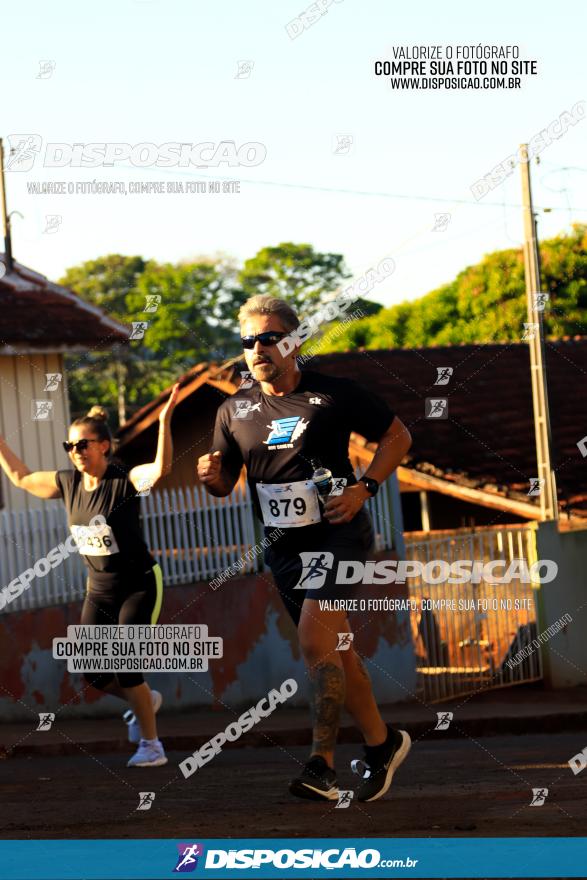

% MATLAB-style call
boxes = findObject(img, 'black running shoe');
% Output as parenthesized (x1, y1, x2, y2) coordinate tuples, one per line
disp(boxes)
(351, 726, 411, 802)
(289, 755, 339, 801)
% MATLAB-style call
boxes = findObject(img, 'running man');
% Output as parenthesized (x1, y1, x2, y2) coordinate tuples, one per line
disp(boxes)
(198, 295, 412, 802)
(0, 384, 179, 768)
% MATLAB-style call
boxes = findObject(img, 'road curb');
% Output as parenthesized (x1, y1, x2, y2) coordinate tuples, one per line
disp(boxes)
(3, 710, 587, 758)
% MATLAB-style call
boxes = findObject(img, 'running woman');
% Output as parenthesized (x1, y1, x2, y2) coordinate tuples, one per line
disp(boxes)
(198, 295, 412, 802)
(0, 384, 179, 768)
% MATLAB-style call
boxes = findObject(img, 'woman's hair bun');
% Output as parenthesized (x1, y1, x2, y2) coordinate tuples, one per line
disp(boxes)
(87, 405, 109, 422)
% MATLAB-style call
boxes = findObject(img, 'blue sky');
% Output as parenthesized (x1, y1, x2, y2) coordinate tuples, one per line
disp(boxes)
(2, 0, 586, 307)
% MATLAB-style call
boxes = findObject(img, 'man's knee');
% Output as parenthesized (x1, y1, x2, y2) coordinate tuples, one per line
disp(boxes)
(299, 632, 338, 668)
(298, 605, 349, 664)
(341, 646, 372, 682)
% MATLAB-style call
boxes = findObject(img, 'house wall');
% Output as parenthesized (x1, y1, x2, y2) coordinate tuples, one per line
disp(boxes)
(535, 521, 587, 689)
(0, 565, 417, 720)
(0, 353, 71, 511)
(117, 385, 230, 491)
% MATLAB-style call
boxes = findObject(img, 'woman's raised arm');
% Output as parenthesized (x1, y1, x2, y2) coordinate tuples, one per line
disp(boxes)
(0, 435, 60, 499)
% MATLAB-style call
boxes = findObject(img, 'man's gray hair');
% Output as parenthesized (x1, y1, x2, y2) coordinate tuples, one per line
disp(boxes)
(238, 295, 300, 333)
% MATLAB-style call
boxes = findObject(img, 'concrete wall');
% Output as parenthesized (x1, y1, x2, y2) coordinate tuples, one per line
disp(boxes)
(536, 522, 587, 688)
(0, 565, 417, 721)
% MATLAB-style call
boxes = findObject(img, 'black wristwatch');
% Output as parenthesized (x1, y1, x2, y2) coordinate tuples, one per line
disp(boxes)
(359, 476, 379, 497)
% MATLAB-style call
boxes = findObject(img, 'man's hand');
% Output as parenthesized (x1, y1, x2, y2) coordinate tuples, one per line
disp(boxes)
(323, 483, 370, 525)
(197, 450, 223, 486)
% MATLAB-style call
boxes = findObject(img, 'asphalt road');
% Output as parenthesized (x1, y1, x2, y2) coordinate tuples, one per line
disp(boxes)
(2, 731, 586, 844)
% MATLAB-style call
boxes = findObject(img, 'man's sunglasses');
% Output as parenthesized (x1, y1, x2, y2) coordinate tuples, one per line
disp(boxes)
(241, 331, 288, 350)
(62, 439, 100, 453)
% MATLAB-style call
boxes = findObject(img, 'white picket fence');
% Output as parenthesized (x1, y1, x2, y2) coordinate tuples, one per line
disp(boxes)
(0, 472, 403, 613)
(141, 482, 258, 586)
(0, 504, 88, 611)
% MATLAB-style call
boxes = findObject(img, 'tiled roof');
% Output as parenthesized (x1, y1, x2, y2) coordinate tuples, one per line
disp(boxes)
(310, 339, 587, 518)
(0, 255, 129, 352)
(117, 361, 237, 445)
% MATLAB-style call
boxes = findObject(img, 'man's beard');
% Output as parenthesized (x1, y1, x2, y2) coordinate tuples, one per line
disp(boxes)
(251, 359, 282, 382)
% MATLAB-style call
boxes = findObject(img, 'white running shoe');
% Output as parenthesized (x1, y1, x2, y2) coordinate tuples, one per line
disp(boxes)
(127, 738, 168, 768)
(123, 689, 163, 744)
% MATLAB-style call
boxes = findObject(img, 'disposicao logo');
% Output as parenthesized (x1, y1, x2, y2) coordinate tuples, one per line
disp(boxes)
(174, 843, 204, 872)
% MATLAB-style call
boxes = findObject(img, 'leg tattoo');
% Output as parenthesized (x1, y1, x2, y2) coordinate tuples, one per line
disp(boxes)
(353, 652, 372, 684)
(310, 662, 345, 754)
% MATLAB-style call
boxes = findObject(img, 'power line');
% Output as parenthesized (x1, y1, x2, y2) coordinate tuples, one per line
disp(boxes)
(67, 160, 587, 212)
(205, 173, 587, 212)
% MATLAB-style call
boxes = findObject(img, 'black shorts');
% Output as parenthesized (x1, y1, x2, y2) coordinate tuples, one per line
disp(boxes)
(264, 509, 375, 627)
(80, 564, 163, 689)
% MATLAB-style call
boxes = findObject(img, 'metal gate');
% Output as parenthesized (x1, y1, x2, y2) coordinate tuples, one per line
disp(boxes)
(404, 523, 543, 702)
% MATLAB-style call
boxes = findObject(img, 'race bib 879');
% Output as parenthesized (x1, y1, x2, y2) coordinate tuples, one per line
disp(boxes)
(257, 478, 347, 528)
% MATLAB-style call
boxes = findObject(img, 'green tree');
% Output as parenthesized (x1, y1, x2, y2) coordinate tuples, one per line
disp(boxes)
(61, 255, 237, 424)
(320, 225, 587, 352)
(61, 242, 354, 422)
(238, 242, 350, 317)
(60, 254, 148, 320)
(129, 260, 236, 368)
(347, 297, 383, 318)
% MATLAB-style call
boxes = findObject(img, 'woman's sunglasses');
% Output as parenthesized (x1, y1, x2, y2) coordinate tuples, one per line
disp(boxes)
(62, 439, 100, 453)
(241, 331, 288, 350)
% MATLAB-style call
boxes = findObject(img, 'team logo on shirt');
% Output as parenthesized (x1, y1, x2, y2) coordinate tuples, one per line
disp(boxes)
(263, 416, 308, 449)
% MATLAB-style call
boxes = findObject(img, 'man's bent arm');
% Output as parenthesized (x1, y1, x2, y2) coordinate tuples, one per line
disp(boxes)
(363, 416, 412, 484)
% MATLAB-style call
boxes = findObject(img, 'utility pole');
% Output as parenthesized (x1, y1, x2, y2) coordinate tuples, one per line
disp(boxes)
(0, 139, 14, 272)
(116, 359, 127, 425)
(519, 144, 558, 521)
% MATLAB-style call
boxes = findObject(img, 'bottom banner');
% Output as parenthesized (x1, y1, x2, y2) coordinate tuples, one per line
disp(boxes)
(0, 838, 585, 879)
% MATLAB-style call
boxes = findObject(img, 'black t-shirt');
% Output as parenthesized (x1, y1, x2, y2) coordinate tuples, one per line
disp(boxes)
(55, 463, 154, 586)
(212, 370, 395, 529)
